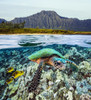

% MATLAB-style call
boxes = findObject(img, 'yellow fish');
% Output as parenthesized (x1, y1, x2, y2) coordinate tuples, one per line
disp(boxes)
(6, 78, 14, 84)
(12, 70, 24, 79)
(7, 67, 14, 73)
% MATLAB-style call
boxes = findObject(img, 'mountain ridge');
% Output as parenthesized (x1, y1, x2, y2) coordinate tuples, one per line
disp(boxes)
(1, 11, 91, 31)
(0, 18, 6, 23)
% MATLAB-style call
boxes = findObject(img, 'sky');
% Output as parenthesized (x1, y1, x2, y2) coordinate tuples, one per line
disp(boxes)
(0, 0, 91, 21)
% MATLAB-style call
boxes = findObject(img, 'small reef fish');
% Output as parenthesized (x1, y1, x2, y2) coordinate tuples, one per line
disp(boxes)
(6, 78, 14, 84)
(6, 70, 24, 84)
(12, 71, 24, 79)
(7, 67, 14, 73)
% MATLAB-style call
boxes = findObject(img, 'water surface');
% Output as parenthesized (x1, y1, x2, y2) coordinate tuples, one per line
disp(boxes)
(0, 35, 91, 49)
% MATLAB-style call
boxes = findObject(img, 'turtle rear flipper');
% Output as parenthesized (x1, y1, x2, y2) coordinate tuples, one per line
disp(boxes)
(28, 61, 44, 92)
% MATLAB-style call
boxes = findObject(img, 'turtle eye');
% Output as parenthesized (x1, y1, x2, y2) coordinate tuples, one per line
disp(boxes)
(54, 61, 57, 66)
(54, 61, 61, 66)
(56, 62, 61, 65)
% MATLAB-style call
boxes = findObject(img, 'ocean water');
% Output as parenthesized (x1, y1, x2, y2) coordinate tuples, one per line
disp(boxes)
(0, 35, 91, 100)
(0, 35, 91, 49)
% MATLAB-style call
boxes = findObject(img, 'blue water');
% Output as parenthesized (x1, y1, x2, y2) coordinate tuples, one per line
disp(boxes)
(0, 35, 91, 100)
(0, 35, 91, 49)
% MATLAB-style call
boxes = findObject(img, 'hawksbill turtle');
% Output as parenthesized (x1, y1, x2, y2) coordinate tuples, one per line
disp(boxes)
(28, 48, 78, 70)
(27, 48, 78, 92)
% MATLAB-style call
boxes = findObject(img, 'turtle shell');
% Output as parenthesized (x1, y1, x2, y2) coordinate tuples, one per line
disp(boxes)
(28, 48, 65, 60)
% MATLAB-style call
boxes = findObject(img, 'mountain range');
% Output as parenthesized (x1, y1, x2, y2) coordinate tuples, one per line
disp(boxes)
(0, 18, 6, 23)
(0, 11, 91, 31)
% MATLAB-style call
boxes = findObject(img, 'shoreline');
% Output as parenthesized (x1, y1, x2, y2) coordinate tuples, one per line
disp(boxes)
(0, 32, 91, 35)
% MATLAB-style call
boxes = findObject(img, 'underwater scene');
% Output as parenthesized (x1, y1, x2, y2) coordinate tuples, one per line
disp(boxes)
(0, 35, 91, 100)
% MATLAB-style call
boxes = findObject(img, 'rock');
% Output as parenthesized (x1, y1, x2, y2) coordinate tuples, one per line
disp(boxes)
(9, 84, 19, 96)
(76, 79, 91, 95)
(41, 69, 54, 81)
(64, 47, 85, 64)
(79, 61, 91, 70)
(0, 80, 5, 85)
(69, 87, 74, 91)
(66, 91, 73, 100)
(0, 68, 5, 73)
(80, 94, 91, 100)
(28, 93, 34, 99)
(55, 69, 64, 81)
(36, 90, 54, 100)
(48, 81, 54, 86)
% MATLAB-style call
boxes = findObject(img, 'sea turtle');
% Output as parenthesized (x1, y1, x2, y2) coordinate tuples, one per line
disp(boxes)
(28, 48, 78, 70)
(27, 48, 78, 92)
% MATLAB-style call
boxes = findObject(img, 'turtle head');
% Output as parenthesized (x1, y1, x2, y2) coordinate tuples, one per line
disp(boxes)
(53, 60, 66, 70)
(51, 57, 66, 70)
(51, 57, 78, 71)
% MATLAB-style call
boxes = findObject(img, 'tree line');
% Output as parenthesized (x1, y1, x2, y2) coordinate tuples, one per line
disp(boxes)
(0, 21, 25, 29)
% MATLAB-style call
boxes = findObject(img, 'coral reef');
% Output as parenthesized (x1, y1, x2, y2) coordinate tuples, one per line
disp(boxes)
(64, 47, 86, 64)
(0, 44, 91, 100)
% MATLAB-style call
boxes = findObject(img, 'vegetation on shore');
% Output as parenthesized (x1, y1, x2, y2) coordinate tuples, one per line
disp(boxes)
(0, 22, 91, 35)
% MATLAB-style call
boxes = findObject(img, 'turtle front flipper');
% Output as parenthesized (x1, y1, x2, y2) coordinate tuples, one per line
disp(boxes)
(66, 59, 78, 70)
(28, 61, 44, 92)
